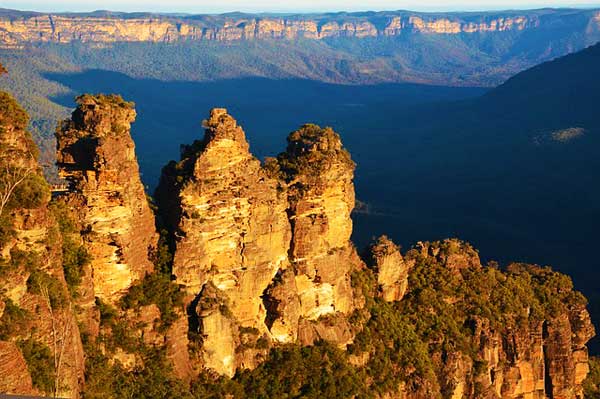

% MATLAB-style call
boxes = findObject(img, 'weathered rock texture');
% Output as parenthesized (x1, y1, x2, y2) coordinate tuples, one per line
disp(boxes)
(156, 108, 291, 376)
(55, 94, 158, 304)
(0, 91, 84, 397)
(375, 239, 595, 399)
(368, 236, 413, 302)
(1, 92, 596, 397)
(264, 123, 363, 346)
(156, 111, 363, 376)
(0, 341, 36, 395)
(1, 9, 599, 48)
(461, 302, 593, 399)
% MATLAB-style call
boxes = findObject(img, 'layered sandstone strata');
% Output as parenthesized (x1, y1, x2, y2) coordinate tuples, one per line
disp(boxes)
(156, 108, 291, 376)
(263, 123, 363, 346)
(0, 11, 565, 48)
(368, 236, 413, 302)
(55, 94, 158, 304)
(156, 111, 364, 375)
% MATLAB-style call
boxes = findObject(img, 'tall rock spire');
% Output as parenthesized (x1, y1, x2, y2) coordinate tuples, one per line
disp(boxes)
(263, 123, 363, 345)
(156, 108, 291, 376)
(56, 94, 158, 304)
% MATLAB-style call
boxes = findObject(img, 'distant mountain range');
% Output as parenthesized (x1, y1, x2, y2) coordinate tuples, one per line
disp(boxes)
(0, 7, 599, 86)
(1, 7, 599, 45)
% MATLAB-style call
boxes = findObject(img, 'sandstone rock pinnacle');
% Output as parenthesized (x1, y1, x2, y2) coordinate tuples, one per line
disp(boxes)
(56, 94, 158, 304)
(156, 108, 291, 376)
(264, 123, 363, 346)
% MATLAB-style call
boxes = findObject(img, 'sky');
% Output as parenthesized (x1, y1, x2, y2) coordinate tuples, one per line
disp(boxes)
(2, 0, 600, 13)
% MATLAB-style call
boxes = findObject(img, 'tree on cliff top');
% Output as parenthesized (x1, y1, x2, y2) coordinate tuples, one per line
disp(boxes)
(0, 90, 41, 218)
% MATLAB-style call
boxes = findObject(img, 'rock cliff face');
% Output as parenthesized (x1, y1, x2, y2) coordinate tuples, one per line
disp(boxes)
(461, 295, 593, 399)
(156, 110, 362, 376)
(264, 124, 363, 346)
(366, 238, 595, 399)
(156, 108, 292, 376)
(0, 91, 84, 397)
(367, 236, 412, 302)
(0, 341, 35, 394)
(0, 9, 598, 47)
(55, 94, 157, 304)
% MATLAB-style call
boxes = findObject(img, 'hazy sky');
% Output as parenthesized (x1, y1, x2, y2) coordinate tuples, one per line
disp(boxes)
(3, 0, 600, 13)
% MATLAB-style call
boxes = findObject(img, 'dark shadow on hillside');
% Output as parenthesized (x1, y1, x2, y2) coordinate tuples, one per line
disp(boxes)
(45, 69, 486, 187)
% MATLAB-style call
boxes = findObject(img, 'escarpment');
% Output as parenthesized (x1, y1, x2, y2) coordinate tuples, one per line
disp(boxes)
(55, 94, 158, 304)
(0, 9, 598, 48)
(0, 91, 84, 397)
(0, 90, 597, 397)
(356, 238, 595, 399)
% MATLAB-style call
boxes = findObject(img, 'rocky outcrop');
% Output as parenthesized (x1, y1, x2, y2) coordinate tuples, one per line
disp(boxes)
(55, 94, 158, 304)
(156, 111, 363, 376)
(367, 236, 413, 302)
(455, 306, 594, 399)
(264, 123, 363, 345)
(417, 238, 482, 271)
(0, 91, 84, 397)
(395, 245, 595, 399)
(156, 108, 291, 376)
(1, 9, 598, 48)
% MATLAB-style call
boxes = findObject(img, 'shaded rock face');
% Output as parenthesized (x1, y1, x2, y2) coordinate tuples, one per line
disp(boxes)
(367, 236, 412, 302)
(56, 94, 158, 304)
(0, 91, 84, 397)
(156, 108, 291, 376)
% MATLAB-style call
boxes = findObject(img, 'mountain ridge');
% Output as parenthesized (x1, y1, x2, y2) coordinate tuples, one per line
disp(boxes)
(0, 7, 599, 48)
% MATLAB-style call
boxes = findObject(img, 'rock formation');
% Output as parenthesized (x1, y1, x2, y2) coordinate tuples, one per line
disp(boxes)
(156, 111, 363, 375)
(263, 123, 363, 346)
(457, 290, 594, 399)
(417, 238, 482, 272)
(55, 94, 158, 304)
(367, 240, 595, 399)
(0, 90, 596, 397)
(0, 91, 84, 397)
(2, 9, 599, 48)
(367, 236, 412, 302)
(156, 108, 291, 376)
(0, 341, 35, 394)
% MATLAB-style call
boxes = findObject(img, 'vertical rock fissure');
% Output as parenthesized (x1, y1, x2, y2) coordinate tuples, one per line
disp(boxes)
(543, 320, 554, 399)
